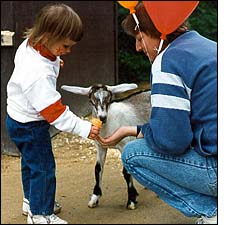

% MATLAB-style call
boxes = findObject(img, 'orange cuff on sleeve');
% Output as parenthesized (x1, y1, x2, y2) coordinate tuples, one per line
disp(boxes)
(40, 99, 67, 123)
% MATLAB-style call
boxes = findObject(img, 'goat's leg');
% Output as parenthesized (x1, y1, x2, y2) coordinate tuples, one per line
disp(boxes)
(122, 167, 139, 210)
(88, 145, 107, 208)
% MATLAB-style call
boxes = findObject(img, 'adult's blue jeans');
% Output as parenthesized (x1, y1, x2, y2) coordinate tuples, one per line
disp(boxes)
(6, 114, 56, 215)
(121, 138, 217, 218)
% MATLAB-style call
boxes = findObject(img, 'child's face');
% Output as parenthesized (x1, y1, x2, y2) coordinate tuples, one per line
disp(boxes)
(48, 38, 77, 57)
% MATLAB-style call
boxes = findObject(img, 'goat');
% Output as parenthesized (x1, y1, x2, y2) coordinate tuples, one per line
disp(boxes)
(61, 83, 151, 209)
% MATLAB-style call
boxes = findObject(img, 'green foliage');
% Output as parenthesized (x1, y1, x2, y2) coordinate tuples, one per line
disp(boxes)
(117, 1, 218, 83)
(118, 49, 151, 82)
(188, 1, 218, 41)
(117, 4, 151, 82)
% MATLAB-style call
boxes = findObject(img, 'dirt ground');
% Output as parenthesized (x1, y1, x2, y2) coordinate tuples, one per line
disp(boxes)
(1, 131, 196, 224)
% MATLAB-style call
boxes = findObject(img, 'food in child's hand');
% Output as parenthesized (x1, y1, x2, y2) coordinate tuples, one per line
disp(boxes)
(91, 118, 102, 129)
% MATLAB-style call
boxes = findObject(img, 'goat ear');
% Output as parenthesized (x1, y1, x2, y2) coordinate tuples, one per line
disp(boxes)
(61, 85, 91, 96)
(106, 83, 138, 94)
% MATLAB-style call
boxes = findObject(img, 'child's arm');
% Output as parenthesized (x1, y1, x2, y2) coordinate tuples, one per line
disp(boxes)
(24, 76, 99, 139)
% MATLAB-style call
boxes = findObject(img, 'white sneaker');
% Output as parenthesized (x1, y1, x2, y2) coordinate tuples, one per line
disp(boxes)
(27, 210, 68, 224)
(195, 214, 217, 224)
(22, 198, 62, 216)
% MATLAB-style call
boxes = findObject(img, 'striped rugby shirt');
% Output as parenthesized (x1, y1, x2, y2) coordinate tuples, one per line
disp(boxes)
(141, 31, 217, 156)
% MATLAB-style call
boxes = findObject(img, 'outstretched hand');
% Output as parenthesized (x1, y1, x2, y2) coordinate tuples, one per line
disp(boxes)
(96, 126, 138, 147)
(88, 125, 100, 140)
(96, 128, 125, 147)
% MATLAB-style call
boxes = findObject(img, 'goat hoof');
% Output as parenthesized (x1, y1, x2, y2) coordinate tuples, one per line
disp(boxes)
(127, 201, 137, 210)
(88, 200, 99, 208)
(88, 194, 100, 208)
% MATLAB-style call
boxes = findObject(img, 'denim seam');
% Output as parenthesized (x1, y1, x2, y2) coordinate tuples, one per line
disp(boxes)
(126, 152, 208, 168)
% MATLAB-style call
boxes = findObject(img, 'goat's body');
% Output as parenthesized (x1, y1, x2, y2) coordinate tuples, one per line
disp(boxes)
(89, 91, 151, 209)
(99, 91, 150, 148)
(61, 84, 151, 209)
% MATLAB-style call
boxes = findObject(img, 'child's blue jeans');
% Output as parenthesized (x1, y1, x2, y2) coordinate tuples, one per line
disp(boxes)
(121, 138, 217, 218)
(6, 114, 56, 215)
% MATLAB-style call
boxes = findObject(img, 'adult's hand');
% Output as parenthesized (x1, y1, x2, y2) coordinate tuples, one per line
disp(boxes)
(96, 126, 137, 147)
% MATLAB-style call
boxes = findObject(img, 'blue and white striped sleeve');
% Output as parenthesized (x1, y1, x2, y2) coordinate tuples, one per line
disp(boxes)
(141, 53, 193, 155)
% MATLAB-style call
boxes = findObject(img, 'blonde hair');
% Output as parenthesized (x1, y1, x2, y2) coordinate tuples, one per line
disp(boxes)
(24, 3, 83, 46)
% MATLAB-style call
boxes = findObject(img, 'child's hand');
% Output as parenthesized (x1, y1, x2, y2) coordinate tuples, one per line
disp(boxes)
(88, 125, 100, 140)
(88, 118, 102, 140)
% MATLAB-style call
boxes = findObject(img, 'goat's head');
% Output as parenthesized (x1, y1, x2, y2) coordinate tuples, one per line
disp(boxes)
(61, 83, 138, 123)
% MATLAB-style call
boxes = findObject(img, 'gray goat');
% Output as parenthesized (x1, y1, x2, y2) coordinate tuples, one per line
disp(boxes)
(61, 83, 151, 209)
